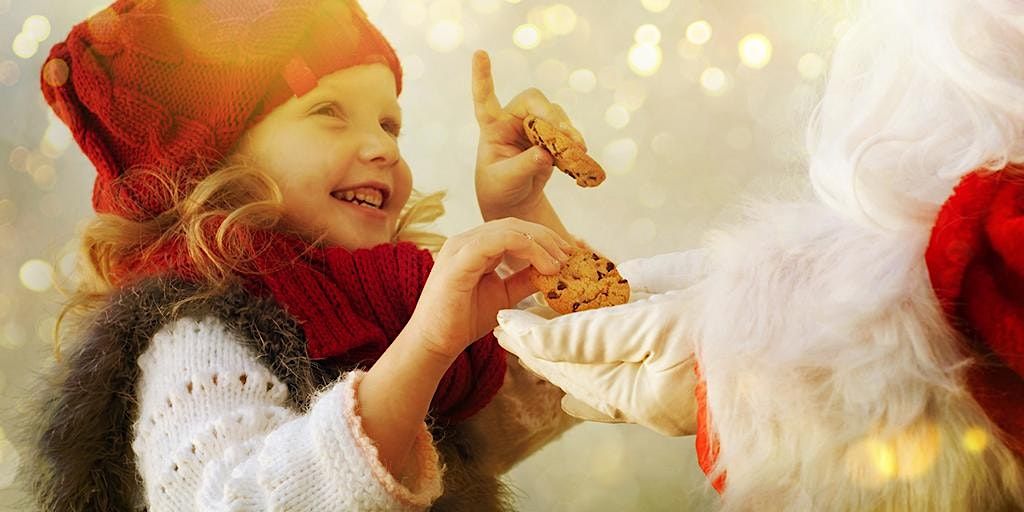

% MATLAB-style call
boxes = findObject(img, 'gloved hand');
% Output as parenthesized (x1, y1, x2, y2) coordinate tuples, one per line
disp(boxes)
(494, 250, 707, 436)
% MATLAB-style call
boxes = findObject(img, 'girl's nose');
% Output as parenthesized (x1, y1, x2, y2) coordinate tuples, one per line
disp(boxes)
(358, 128, 399, 167)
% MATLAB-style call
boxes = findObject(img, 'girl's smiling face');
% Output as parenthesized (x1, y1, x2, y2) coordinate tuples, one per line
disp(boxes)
(236, 63, 411, 250)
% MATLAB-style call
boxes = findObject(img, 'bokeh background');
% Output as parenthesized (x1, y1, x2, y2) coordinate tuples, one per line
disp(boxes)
(0, 0, 850, 510)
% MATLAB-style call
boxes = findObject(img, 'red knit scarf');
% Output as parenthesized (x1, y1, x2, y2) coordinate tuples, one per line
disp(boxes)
(925, 167, 1024, 457)
(117, 233, 507, 423)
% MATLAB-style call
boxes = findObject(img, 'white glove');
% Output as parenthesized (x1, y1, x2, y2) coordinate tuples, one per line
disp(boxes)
(495, 250, 706, 437)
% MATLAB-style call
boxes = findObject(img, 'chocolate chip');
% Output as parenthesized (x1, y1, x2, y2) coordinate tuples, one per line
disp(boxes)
(591, 253, 600, 260)
(557, 281, 567, 290)
(618, 279, 628, 284)
(547, 291, 559, 299)
(572, 302, 580, 311)
(606, 262, 615, 271)
(597, 271, 606, 279)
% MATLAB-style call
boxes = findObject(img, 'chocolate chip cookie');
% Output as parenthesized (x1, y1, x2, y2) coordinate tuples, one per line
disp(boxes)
(530, 248, 630, 314)
(523, 115, 606, 187)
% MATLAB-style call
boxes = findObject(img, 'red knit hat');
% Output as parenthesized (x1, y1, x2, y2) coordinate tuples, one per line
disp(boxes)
(41, 0, 402, 220)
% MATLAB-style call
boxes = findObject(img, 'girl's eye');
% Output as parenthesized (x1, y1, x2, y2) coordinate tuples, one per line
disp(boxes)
(381, 119, 402, 137)
(312, 104, 342, 118)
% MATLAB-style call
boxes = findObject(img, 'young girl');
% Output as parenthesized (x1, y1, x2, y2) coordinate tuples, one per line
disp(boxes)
(497, 0, 1024, 509)
(27, 1, 586, 510)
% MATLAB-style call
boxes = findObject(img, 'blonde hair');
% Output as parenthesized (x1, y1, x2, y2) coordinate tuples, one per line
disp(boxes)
(54, 162, 446, 359)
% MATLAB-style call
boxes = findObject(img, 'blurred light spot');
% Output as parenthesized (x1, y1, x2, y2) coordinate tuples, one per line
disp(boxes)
(542, 4, 577, 35)
(845, 422, 942, 487)
(798, 52, 825, 80)
(568, 68, 597, 93)
(59, 251, 78, 280)
(535, 58, 568, 89)
(628, 44, 662, 77)
(470, 0, 501, 14)
(31, 164, 57, 190)
(20, 259, 54, 292)
(962, 427, 989, 453)
(23, 15, 51, 42)
(513, 24, 542, 50)
(0, 437, 21, 489)
(0, 60, 19, 87)
(726, 126, 753, 150)
(400, 1, 427, 26)
(12, 32, 39, 59)
(738, 33, 772, 69)
(0, 199, 14, 225)
(41, 57, 68, 87)
(641, 0, 671, 13)
(25, 151, 50, 175)
(427, 20, 464, 52)
(605, 104, 630, 129)
(686, 20, 712, 45)
(0, 322, 26, 350)
(41, 123, 73, 158)
(700, 67, 728, 95)
(628, 217, 658, 246)
(634, 24, 661, 45)
(651, 132, 677, 157)
(602, 138, 638, 175)
(614, 81, 647, 111)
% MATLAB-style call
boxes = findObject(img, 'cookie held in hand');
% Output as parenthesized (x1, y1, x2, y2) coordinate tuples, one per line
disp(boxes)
(530, 249, 630, 314)
(523, 115, 606, 187)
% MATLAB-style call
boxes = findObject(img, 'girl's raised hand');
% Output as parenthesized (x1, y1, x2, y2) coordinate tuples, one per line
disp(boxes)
(406, 218, 573, 361)
(472, 50, 587, 221)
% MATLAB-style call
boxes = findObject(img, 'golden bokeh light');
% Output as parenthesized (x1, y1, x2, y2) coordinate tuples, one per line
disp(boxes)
(962, 426, 989, 454)
(427, 20, 464, 53)
(542, 4, 577, 36)
(568, 68, 597, 93)
(23, 15, 51, 42)
(635, 24, 661, 46)
(513, 24, 542, 50)
(605, 104, 630, 129)
(739, 33, 773, 69)
(12, 32, 38, 59)
(798, 52, 826, 80)
(19, 259, 55, 293)
(628, 43, 662, 77)
(845, 422, 943, 487)
(641, 0, 672, 13)
(686, 20, 713, 45)
(602, 137, 639, 175)
(700, 67, 728, 95)
(42, 57, 68, 87)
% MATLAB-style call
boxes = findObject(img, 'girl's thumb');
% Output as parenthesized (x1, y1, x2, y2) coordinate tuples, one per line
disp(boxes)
(502, 265, 542, 306)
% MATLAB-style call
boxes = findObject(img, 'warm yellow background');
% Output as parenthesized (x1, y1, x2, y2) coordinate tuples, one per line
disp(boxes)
(0, 0, 847, 509)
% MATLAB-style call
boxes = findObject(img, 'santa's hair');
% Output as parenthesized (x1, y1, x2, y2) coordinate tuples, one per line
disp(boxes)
(694, 0, 1024, 509)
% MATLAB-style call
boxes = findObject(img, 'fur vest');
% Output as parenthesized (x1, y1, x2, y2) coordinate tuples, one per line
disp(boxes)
(23, 277, 518, 511)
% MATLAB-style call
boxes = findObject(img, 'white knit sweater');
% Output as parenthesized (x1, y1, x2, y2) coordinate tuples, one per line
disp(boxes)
(131, 311, 574, 511)
(131, 315, 442, 511)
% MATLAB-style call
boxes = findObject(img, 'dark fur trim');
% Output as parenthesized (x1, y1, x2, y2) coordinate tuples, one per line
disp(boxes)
(21, 277, 511, 511)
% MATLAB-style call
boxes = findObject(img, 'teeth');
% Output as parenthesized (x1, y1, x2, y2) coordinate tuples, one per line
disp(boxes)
(333, 186, 384, 209)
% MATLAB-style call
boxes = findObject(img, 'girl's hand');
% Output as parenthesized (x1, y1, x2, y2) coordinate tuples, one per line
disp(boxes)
(472, 50, 587, 221)
(406, 218, 573, 361)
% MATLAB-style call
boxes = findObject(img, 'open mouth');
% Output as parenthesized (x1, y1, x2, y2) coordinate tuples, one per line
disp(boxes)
(331, 186, 387, 210)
